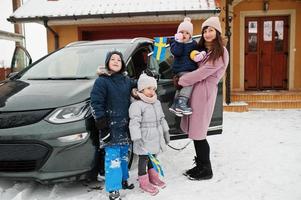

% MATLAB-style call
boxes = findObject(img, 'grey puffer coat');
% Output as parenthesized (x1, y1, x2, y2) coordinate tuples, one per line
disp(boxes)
(129, 99, 170, 155)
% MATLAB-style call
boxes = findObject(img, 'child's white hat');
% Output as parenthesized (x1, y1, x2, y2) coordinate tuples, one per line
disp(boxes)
(177, 17, 193, 36)
(137, 73, 157, 92)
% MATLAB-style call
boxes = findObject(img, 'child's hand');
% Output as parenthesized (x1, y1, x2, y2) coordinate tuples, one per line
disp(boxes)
(174, 33, 184, 42)
(191, 50, 207, 62)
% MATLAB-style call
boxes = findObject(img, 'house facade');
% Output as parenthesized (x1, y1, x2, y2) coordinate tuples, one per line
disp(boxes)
(8, 0, 301, 109)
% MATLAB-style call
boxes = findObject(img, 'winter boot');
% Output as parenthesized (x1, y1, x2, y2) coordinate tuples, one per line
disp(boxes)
(187, 162, 213, 181)
(183, 157, 200, 177)
(109, 190, 121, 200)
(122, 180, 134, 190)
(138, 174, 159, 195)
(175, 96, 192, 115)
(169, 98, 183, 117)
(148, 168, 166, 188)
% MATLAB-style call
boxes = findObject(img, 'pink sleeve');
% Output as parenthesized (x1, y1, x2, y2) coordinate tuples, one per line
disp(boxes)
(178, 48, 229, 87)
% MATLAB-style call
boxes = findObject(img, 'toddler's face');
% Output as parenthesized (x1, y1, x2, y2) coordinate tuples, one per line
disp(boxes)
(179, 30, 191, 43)
(202, 26, 217, 42)
(108, 54, 122, 73)
(142, 86, 156, 98)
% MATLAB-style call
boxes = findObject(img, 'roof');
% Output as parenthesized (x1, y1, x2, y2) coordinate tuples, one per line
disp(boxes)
(8, 0, 220, 25)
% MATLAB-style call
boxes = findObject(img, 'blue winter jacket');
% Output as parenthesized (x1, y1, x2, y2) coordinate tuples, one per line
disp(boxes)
(90, 73, 136, 146)
(170, 39, 198, 74)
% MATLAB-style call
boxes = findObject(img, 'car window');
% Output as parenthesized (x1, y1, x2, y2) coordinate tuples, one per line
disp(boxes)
(128, 47, 150, 79)
(20, 44, 128, 80)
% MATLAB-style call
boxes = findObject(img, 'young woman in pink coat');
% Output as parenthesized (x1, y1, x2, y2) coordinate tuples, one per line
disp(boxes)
(178, 16, 229, 180)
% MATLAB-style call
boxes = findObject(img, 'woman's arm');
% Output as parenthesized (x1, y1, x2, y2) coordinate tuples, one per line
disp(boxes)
(179, 48, 229, 87)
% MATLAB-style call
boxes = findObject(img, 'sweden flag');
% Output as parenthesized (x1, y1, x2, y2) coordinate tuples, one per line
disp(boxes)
(153, 37, 167, 61)
(148, 153, 164, 177)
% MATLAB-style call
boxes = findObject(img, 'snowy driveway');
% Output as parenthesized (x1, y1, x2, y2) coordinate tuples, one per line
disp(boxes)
(1, 110, 301, 200)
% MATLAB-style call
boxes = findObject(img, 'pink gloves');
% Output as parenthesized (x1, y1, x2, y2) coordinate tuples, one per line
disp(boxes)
(174, 33, 184, 42)
(190, 50, 207, 62)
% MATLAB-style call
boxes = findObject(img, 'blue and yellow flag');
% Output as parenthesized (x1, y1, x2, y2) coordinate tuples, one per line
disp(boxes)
(153, 37, 167, 61)
(148, 153, 164, 177)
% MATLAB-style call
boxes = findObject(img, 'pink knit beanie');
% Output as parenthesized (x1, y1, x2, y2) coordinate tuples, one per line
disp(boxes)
(201, 16, 222, 34)
(177, 17, 193, 36)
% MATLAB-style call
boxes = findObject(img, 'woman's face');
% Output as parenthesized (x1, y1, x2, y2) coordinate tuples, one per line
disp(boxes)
(142, 86, 156, 98)
(203, 26, 217, 42)
(179, 30, 191, 43)
(108, 54, 122, 73)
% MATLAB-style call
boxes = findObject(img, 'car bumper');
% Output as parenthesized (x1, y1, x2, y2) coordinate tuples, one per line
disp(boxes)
(0, 119, 96, 183)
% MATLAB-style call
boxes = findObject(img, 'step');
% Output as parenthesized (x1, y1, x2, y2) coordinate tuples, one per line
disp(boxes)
(231, 91, 301, 101)
(247, 100, 301, 109)
(223, 101, 249, 112)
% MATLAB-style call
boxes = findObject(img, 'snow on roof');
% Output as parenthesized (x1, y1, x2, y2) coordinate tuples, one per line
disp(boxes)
(9, 0, 220, 25)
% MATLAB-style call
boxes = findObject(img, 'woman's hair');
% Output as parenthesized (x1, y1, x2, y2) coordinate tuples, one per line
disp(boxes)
(197, 26, 224, 63)
(105, 50, 126, 73)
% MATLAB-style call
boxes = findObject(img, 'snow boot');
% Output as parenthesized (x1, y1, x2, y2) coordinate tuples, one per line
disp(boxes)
(122, 180, 134, 190)
(175, 96, 192, 115)
(148, 168, 166, 188)
(169, 98, 183, 117)
(183, 157, 200, 177)
(138, 174, 159, 195)
(109, 190, 121, 200)
(187, 162, 213, 181)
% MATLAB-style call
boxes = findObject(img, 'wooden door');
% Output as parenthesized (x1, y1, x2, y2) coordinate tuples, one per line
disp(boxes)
(245, 16, 289, 90)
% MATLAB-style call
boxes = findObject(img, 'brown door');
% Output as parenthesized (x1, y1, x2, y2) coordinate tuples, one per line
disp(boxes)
(244, 16, 289, 90)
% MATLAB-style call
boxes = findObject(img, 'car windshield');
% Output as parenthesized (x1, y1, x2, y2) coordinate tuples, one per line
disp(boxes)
(20, 44, 128, 80)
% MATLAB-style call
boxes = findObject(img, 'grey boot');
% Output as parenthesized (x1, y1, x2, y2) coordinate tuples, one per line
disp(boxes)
(169, 97, 183, 117)
(175, 96, 192, 115)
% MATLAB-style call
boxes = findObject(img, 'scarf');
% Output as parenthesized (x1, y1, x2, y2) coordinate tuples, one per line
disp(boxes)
(137, 92, 157, 104)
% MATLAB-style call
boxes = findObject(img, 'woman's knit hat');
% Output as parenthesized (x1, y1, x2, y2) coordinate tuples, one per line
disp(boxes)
(137, 73, 157, 91)
(201, 16, 222, 34)
(177, 17, 193, 36)
(105, 50, 126, 73)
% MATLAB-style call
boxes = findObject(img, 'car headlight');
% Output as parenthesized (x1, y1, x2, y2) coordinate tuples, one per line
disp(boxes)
(57, 132, 88, 142)
(45, 101, 91, 124)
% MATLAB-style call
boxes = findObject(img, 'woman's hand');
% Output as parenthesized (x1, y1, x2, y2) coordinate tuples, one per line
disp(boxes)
(190, 50, 207, 62)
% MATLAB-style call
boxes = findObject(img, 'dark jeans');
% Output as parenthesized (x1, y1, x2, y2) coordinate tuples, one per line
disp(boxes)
(193, 139, 210, 164)
(138, 155, 154, 176)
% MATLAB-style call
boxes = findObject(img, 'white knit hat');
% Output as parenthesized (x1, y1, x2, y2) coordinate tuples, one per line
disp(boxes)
(137, 73, 157, 91)
(201, 16, 222, 34)
(177, 17, 193, 36)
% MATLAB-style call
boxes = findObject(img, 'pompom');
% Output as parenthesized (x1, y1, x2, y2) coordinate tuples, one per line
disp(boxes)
(183, 17, 191, 22)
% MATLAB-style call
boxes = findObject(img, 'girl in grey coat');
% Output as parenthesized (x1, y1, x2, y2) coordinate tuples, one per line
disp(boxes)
(129, 73, 170, 196)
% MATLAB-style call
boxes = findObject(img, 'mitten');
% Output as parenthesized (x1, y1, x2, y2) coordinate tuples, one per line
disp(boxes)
(174, 33, 184, 42)
(99, 127, 111, 143)
(191, 50, 207, 62)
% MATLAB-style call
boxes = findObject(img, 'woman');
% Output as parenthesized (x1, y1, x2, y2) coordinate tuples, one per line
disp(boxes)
(178, 16, 229, 181)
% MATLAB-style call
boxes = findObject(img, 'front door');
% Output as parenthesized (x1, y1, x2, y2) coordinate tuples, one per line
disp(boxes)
(244, 16, 289, 90)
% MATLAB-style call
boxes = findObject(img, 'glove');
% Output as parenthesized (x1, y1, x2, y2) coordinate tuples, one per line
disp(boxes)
(174, 33, 184, 42)
(99, 128, 111, 143)
(190, 50, 207, 62)
(95, 117, 109, 130)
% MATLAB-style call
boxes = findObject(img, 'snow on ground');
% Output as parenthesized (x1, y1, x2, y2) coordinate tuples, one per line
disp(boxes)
(1, 110, 301, 200)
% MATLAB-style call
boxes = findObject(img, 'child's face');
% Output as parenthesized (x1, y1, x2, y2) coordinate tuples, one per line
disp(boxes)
(203, 26, 217, 42)
(179, 30, 191, 43)
(108, 54, 122, 73)
(142, 86, 156, 98)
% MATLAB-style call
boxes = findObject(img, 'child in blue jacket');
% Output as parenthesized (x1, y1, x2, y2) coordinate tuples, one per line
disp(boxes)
(169, 17, 207, 117)
(90, 50, 135, 200)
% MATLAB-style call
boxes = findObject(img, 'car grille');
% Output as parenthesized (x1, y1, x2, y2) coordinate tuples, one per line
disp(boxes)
(0, 142, 52, 172)
(0, 109, 52, 129)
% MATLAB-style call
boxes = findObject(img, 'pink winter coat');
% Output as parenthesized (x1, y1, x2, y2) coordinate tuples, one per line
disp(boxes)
(178, 47, 229, 140)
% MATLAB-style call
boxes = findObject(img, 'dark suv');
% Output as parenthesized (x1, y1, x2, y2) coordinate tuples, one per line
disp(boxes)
(0, 37, 223, 183)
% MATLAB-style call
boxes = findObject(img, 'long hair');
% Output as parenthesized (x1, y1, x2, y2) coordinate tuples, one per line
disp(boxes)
(197, 26, 225, 63)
